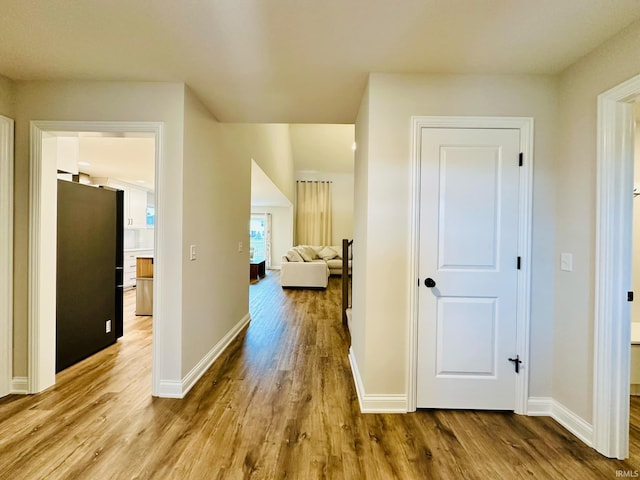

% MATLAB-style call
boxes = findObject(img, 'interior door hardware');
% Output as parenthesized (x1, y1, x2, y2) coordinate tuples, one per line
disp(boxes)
(424, 278, 436, 288)
(508, 355, 522, 374)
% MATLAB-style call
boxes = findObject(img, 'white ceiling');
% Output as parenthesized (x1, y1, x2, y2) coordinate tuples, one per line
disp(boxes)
(61, 134, 156, 189)
(1, 1, 639, 123)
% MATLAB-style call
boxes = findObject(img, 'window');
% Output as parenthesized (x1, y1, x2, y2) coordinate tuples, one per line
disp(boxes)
(250, 214, 268, 264)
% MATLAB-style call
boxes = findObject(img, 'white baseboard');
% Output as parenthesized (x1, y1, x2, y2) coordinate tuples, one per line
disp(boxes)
(168, 312, 251, 399)
(348, 347, 407, 413)
(527, 396, 553, 416)
(180, 312, 250, 397)
(156, 380, 183, 399)
(551, 399, 594, 447)
(10, 376, 28, 394)
(527, 396, 593, 447)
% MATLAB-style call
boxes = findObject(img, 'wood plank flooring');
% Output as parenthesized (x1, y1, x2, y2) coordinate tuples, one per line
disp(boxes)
(1, 272, 639, 479)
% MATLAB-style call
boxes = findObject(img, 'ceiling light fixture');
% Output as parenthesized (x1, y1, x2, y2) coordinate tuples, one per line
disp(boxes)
(78, 161, 91, 166)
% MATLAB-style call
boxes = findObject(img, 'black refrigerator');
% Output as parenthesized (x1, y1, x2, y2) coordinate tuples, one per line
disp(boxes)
(56, 180, 124, 372)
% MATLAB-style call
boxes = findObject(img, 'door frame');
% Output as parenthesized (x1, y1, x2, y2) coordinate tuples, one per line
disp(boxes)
(28, 121, 163, 394)
(407, 116, 534, 414)
(593, 73, 640, 459)
(0, 115, 14, 397)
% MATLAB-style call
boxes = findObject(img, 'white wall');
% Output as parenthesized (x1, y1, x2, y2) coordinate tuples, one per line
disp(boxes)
(554, 18, 640, 421)
(229, 123, 297, 271)
(0, 75, 13, 117)
(12, 81, 259, 394)
(352, 82, 370, 370)
(295, 171, 354, 245)
(181, 87, 250, 378)
(251, 206, 294, 268)
(225, 123, 296, 204)
(289, 124, 355, 174)
(12, 81, 186, 386)
(353, 73, 558, 398)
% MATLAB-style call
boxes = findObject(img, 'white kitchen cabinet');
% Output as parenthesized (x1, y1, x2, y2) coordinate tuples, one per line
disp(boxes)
(123, 249, 154, 289)
(93, 178, 150, 229)
(123, 252, 137, 289)
(127, 187, 148, 228)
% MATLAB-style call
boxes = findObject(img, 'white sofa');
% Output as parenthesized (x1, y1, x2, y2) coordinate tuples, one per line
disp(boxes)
(280, 245, 351, 288)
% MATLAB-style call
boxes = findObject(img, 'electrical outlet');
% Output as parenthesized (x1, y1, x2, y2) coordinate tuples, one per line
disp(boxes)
(106, 319, 112, 333)
(190, 244, 197, 261)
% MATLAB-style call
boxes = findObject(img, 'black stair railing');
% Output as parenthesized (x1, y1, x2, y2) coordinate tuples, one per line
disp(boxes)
(341, 238, 353, 327)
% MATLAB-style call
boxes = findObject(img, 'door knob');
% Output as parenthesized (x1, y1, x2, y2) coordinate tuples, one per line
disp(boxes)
(424, 278, 436, 288)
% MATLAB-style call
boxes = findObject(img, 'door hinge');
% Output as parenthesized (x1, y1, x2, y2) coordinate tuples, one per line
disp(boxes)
(517, 256, 521, 270)
(629, 291, 634, 302)
(518, 152, 523, 167)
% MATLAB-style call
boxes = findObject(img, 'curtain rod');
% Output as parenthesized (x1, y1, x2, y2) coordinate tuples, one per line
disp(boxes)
(296, 180, 333, 183)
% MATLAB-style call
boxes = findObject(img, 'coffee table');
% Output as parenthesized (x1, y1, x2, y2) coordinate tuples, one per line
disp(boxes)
(250, 258, 266, 281)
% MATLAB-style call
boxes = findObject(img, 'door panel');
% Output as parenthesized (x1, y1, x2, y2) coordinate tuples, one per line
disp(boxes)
(417, 127, 520, 410)
(436, 297, 497, 376)
(439, 146, 500, 270)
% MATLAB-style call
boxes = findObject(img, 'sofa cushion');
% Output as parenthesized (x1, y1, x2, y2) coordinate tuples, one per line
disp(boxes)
(330, 245, 353, 260)
(280, 258, 329, 288)
(318, 246, 338, 261)
(286, 249, 304, 262)
(295, 245, 317, 262)
(327, 258, 352, 269)
(326, 259, 342, 270)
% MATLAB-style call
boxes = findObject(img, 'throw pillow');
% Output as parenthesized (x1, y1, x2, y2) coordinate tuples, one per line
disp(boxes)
(302, 245, 318, 260)
(318, 246, 338, 261)
(296, 245, 316, 262)
(286, 249, 304, 262)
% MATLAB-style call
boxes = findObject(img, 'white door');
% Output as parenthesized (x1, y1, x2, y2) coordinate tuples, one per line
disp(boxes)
(417, 127, 520, 410)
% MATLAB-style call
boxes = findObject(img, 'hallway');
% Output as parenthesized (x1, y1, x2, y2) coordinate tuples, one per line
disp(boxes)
(0, 273, 637, 479)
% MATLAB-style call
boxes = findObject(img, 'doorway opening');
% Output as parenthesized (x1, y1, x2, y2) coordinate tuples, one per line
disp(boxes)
(28, 121, 163, 394)
(593, 73, 640, 459)
(629, 102, 640, 465)
(0, 115, 13, 398)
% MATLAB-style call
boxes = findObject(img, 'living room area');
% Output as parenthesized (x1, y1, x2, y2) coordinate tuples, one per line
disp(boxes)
(249, 123, 354, 290)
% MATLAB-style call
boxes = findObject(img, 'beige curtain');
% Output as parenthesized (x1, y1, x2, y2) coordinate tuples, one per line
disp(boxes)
(296, 181, 332, 245)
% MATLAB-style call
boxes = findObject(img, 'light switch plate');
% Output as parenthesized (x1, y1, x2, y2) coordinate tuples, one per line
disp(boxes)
(190, 245, 197, 261)
(560, 252, 573, 272)
(238, 241, 243, 253)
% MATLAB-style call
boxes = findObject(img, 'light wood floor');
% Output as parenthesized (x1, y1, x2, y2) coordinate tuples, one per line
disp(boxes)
(1, 273, 640, 479)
